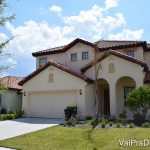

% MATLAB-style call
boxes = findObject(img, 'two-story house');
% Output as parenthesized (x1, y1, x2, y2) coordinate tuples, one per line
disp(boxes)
(19, 38, 150, 119)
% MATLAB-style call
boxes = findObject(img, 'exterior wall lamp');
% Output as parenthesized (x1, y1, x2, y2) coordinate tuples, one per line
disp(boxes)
(79, 89, 82, 95)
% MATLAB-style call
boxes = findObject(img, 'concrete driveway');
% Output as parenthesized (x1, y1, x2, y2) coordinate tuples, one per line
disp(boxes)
(0, 118, 62, 140)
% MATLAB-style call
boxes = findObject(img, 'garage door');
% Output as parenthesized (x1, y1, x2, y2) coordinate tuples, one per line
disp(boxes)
(28, 91, 77, 118)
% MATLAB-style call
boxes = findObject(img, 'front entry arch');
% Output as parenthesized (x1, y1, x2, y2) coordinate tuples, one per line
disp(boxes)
(116, 76, 136, 117)
(97, 78, 110, 117)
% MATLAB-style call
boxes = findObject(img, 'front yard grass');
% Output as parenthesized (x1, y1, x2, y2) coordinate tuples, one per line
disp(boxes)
(0, 126, 150, 150)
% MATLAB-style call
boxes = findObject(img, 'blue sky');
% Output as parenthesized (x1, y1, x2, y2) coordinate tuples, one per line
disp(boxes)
(1, 0, 150, 77)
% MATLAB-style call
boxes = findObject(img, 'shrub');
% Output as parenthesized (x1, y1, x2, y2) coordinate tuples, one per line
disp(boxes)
(85, 115, 93, 120)
(116, 123, 121, 128)
(100, 118, 108, 124)
(0, 108, 6, 114)
(0, 114, 15, 120)
(91, 117, 98, 128)
(109, 122, 113, 126)
(119, 113, 127, 119)
(13, 109, 24, 118)
(101, 122, 106, 128)
(126, 87, 150, 125)
(128, 123, 134, 128)
(142, 122, 150, 128)
(65, 117, 78, 126)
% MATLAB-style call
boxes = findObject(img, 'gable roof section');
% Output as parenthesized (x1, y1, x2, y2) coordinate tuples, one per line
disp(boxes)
(1, 76, 23, 90)
(32, 38, 149, 57)
(32, 38, 94, 57)
(81, 50, 148, 73)
(96, 40, 148, 51)
(19, 60, 94, 85)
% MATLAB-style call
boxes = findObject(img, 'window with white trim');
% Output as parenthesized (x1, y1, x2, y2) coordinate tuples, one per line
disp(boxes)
(71, 53, 77, 61)
(39, 58, 47, 67)
(82, 52, 89, 60)
(127, 51, 134, 57)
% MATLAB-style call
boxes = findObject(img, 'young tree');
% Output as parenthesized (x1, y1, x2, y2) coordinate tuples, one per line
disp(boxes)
(0, 0, 15, 93)
(126, 87, 150, 125)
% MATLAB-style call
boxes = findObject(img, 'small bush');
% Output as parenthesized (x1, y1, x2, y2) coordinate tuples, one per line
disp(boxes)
(65, 117, 78, 127)
(85, 115, 93, 120)
(100, 118, 108, 124)
(109, 122, 113, 126)
(0, 108, 6, 114)
(128, 123, 134, 128)
(116, 123, 121, 128)
(13, 109, 24, 118)
(116, 117, 127, 126)
(101, 122, 106, 128)
(0, 114, 15, 120)
(119, 113, 127, 119)
(91, 117, 98, 128)
(142, 122, 150, 128)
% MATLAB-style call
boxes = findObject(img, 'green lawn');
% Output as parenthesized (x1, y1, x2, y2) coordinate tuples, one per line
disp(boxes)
(0, 126, 150, 150)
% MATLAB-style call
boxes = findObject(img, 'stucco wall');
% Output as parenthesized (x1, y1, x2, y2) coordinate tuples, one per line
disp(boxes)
(1, 90, 22, 112)
(23, 65, 87, 117)
(36, 42, 94, 73)
(84, 84, 95, 115)
(85, 54, 145, 117)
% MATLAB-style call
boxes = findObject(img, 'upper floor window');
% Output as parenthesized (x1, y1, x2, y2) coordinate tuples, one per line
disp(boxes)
(127, 51, 134, 57)
(71, 53, 77, 61)
(39, 58, 47, 67)
(82, 52, 89, 60)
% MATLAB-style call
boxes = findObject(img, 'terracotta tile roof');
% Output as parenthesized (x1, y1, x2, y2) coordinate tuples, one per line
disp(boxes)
(19, 60, 94, 85)
(144, 71, 150, 83)
(81, 50, 148, 73)
(96, 40, 148, 51)
(32, 38, 94, 57)
(0, 76, 23, 90)
(32, 38, 149, 57)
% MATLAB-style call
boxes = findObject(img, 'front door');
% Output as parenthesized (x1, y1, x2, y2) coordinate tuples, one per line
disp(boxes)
(103, 89, 110, 116)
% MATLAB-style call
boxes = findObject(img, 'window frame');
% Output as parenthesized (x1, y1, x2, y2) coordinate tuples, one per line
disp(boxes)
(127, 51, 134, 57)
(39, 57, 47, 67)
(71, 53, 77, 61)
(82, 52, 89, 60)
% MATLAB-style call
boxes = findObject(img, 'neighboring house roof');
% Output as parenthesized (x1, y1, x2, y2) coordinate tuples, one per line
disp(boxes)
(81, 50, 148, 73)
(19, 60, 94, 85)
(32, 38, 94, 57)
(0, 76, 23, 90)
(144, 71, 150, 83)
(32, 38, 149, 57)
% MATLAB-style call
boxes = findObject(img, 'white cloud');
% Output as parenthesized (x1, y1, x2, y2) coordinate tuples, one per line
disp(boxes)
(63, 4, 125, 40)
(108, 29, 144, 40)
(49, 5, 62, 13)
(7, 58, 17, 67)
(6, 21, 73, 53)
(105, 0, 119, 9)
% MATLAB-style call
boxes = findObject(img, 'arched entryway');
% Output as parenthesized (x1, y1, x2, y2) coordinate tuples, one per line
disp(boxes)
(116, 76, 136, 117)
(97, 79, 110, 117)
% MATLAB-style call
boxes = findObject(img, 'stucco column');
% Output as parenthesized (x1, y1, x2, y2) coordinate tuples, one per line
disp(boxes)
(109, 82, 117, 117)
(135, 78, 143, 88)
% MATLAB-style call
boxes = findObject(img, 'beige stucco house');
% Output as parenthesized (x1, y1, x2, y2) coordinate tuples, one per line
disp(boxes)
(19, 38, 150, 119)
(0, 76, 22, 113)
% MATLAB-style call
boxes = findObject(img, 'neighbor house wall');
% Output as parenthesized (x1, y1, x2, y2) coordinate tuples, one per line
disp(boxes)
(1, 90, 22, 112)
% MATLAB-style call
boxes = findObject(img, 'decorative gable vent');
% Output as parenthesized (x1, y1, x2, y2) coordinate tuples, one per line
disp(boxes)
(49, 73, 54, 83)
(108, 63, 115, 73)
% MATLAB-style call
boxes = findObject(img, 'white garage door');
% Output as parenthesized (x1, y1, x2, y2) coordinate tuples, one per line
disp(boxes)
(28, 91, 77, 118)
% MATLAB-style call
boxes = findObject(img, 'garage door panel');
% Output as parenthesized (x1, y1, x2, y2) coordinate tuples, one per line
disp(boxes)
(28, 91, 77, 118)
